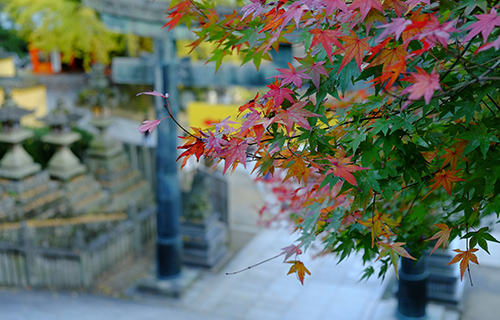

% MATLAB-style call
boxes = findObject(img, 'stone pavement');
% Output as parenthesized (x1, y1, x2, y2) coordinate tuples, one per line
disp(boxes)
(2, 158, 500, 320)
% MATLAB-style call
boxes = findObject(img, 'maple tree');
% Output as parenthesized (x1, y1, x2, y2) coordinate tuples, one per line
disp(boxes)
(141, 0, 500, 284)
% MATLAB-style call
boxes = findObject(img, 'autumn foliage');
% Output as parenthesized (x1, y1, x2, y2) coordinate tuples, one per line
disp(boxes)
(146, 0, 500, 284)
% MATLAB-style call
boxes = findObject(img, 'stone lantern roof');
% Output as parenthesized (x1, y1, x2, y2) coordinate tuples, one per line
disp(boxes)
(0, 93, 33, 121)
(0, 92, 33, 134)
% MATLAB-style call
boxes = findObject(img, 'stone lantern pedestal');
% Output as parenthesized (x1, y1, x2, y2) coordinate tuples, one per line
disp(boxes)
(42, 132, 86, 181)
(0, 129, 41, 179)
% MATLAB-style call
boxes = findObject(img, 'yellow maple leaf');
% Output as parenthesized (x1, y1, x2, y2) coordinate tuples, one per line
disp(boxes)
(286, 260, 311, 285)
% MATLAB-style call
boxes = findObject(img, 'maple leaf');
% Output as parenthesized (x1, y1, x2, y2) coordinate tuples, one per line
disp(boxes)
(281, 244, 302, 262)
(286, 260, 311, 285)
(323, 0, 349, 15)
(463, 8, 500, 43)
(401, 67, 441, 106)
(138, 117, 168, 134)
(212, 116, 238, 134)
(336, 32, 372, 73)
(274, 62, 312, 88)
(326, 155, 369, 186)
(281, 3, 308, 28)
(349, 0, 384, 22)
(383, 0, 408, 17)
(377, 242, 415, 278)
(295, 56, 329, 91)
(439, 140, 468, 170)
(205, 132, 228, 154)
(284, 156, 311, 183)
(241, 0, 266, 21)
(310, 28, 345, 64)
(427, 223, 453, 255)
(164, 0, 193, 31)
(477, 35, 500, 53)
(447, 248, 479, 281)
(273, 101, 320, 134)
(369, 45, 407, 72)
(405, 0, 430, 12)
(417, 18, 457, 49)
(221, 138, 249, 174)
(358, 212, 399, 246)
(177, 136, 207, 169)
(423, 169, 465, 199)
(376, 18, 412, 42)
(136, 90, 170, 100)
(262, 80, 295, 109)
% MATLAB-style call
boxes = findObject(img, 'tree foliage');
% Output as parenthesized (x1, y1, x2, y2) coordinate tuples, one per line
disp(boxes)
(146, 0, 500, 284)
(2, 0, 121, 69)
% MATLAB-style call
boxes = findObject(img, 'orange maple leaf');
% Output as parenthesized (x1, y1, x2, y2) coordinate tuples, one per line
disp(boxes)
(286, 260, 311, 285)
(447, 248, 479, 281)
(326, 155, 369, 186)
(439, 140, 468, 170)
(336, 32, 372, 73)
(423, 169, 465, 199)
(284, 156, 311, 184)
(368, 45, 407, 73)
(427, 223, 452, 255)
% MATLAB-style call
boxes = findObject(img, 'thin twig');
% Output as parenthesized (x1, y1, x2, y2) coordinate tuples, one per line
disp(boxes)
(226, 252, 283, 275)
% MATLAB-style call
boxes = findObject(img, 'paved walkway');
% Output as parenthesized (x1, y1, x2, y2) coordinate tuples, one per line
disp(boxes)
(2, 138, 500, 320)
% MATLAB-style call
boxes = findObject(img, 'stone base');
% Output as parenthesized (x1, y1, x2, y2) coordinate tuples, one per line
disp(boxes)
(135, 268, 201, 298)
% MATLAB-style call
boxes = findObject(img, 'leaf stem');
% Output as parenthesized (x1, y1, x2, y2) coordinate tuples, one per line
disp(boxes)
(226, 252, 283, 275)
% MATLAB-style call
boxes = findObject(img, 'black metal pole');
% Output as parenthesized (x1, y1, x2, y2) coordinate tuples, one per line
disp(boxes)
(154, 38, 182, 279)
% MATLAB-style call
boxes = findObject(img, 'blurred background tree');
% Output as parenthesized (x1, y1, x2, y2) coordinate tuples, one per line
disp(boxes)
(1, 0, 122, 70)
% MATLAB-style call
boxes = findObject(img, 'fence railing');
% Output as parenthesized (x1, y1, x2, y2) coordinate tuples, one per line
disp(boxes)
(123, 142, 156, 191)
(0, 205, 156, 289)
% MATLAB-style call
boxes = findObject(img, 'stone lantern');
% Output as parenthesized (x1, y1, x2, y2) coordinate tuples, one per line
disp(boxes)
(0, 91, 41, 179)
(41, 107, 86, 181)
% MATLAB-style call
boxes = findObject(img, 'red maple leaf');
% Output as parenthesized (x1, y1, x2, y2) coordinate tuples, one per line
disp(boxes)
(326, 155, 369, 186)
(274, 62, 312, 88)
(336, 32, 372, 73)
(406, 0, 430, 11)
(177, 136, 207, 168)
(463, 8, 500, 43)
(273, 101, 320, 134)
(324, 0, 349, 15)
(295, 56, 329, 91)
(376, 17, 412, 41)
(221, 138, 249, 174)
(349, 0, 384, 22)
(310, 28, 345, 64)
(281, 2, 308, 28)
(281, 244, 302, 262)
(262, 80, 295, 109)
(401, 67, 441, 106)
(138, 117, 168, 134)
(164, 0, 193, 31)
(477, 35, 500, 52)
(241, 0, 266, 20)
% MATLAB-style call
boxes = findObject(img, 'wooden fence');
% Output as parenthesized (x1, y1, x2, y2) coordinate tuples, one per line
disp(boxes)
(0, 205, 156, 289)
